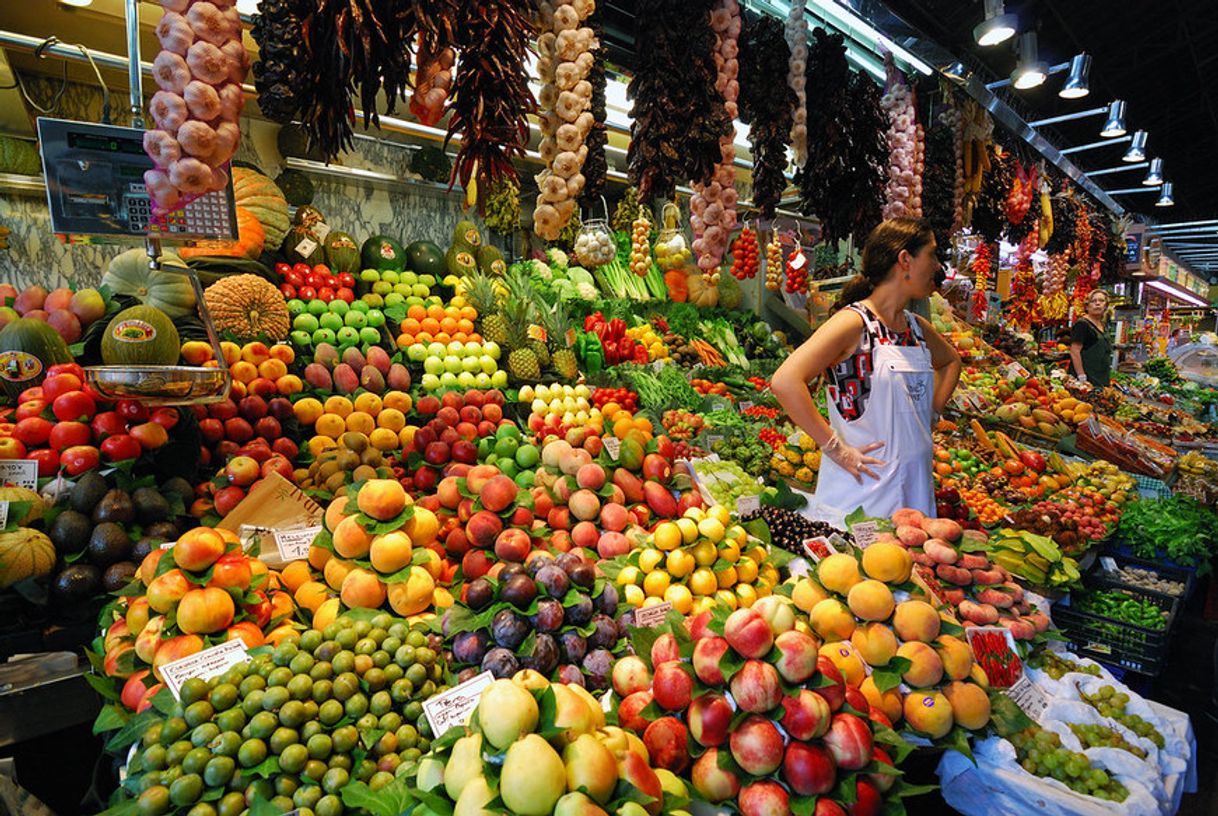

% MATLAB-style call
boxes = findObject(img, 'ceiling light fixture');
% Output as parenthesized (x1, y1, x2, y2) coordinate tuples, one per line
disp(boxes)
(1155, 182, 1174, 207)
(1143, 158, 1164, 186)
(974, 0, 1017, 46)
(1100, 100, 1127, 137)
(1059, 53, 1091, 98)
(59, 0, 93, 6)
(1123, 131, 1148, 162)
(1011, 33, 1048, 89)
(1086, 162, 1148, 177)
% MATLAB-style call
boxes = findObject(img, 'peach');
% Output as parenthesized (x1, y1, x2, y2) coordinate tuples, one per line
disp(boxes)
(809, 598, 855, 642)
(576, 463, 606, 490)
(542, 440, 572, 469)
(691, 749, 740, 802)
(642, 717, 690, 773)
(226, 620, 265, 649)
(437, 477, 463, 510)
(822, 712, 873, 770)
(650, 633, 681, 667)
(403, 506, 439, 546)
(782, 742, 836, 796)
(340, 568, 387, 608)
(869, 747, 897, 792)
(598, 502, 628, 532)
(103, 642, 136, 678)
(935, 634, 974, 681)
(815, 656, 847, 711)
(791, 577, 831, 612)
(752, 595, 796, 634)
(653, 661, 694, 711)
(134, 615, 166, 663)
(729, 716, 784, 776)
(730, 659, 783, 713)
(559, 447, 592, 476)
(687, 691, 733, 747)
(562, 733, 618, 805)
(739, 781, 791, 816)
(369, 531, 413, 573)
(611, 656, 652, 698)
(818, 641, 866, 687)
(333, 515, 373, 559)
(121, 670, 156, 711)
(173, 527, 226, 572)
(152, 634, 204, 680)
(146, 568, 191, 613)
(324, 495, 350, 532)
(817, 553, 861, 594)
(846, 580, 895, 622)
(596, 531, 630, 559)
(921, 517, 962, 542)
(481, 474, 519, 513)
(356, 478, 408, 521)
(903, 690, 953, 738)
(693, 636, 730, 686)
(859, 676, 903, 723)
(942, 681, 991, 730)
(125, 596, 151, 636)
(895, 641, 944, 688)
(861, 541, 913, 583)
(851, 622, 898, 667)
(780, 690, 831, 740)
(465, 464, 501, 495)
(618, 690, 655, 733)
(892, 600, 941, 643)
(177, 587, 235, 634)
(724, 607, 774, 658)
(772, 630, 820, 683)
(494, 528, 531, 562)
(572, 521, 599, 549)
(323, 556, 354, 591)
(568, 489, 601, 522)
(386, 566, 434, 616)
(138, 549, 166, 585)
(466, 510, 503, 549)
(891, 508, 926, 528)
(894, 525, 928, 548)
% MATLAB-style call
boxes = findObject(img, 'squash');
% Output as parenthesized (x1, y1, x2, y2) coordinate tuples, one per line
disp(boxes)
(100, 305, 181, 366)
(178, 207, 266, 260)
(324, 231, 360, 274)
(0, 487, 45, 526)
(0, 528, 56, 588)
(204, 274, 291, 340)
(231, 167, 290, 249)
(664, 269, 688, 303)
(686, 272, 719, 308)
(282, 224, 326, 266)
(102, 249, 199, 319)
(0, 318, 73, 400)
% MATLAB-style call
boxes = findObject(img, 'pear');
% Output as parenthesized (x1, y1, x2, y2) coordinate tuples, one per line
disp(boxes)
(443, 734, 483, 801)
(500, 734, 566, 816)
(554, 792, 610, 816)
(477, 679, 538, 749)
(562, 733, 618, 804)
(453, 775, 495, 816)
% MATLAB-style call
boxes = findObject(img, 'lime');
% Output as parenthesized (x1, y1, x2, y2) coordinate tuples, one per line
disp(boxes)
(169, 773, 204, 807)
(307, 299, 328, 316)
(179, 678, 209, 706)
(184, 701, 214, 729)
(237, 738, 267, 768)
(203, 755, 236, 787)
(137, 785, 171, 816)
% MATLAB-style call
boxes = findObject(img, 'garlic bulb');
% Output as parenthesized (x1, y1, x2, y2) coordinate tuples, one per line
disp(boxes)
(784, 1, 808, 168)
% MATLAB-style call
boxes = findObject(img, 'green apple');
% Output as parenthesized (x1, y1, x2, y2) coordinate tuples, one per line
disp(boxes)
(479, 355, 497, 375)
(359, 327, 381, 345)
(412, 284, 430, 298)
(312, 328, 337, 346)
(462, 341, 480, 357)
(456, 371, 477, 389)
(400, 271, 418, 286)
(491, 370, 508, 388)
(289, 330, 313, 348)
(421, 373, 441, 391)
(419, 274, 437, 287)
(478, 438, 494, 459)
(328, 299, 350, 317)
(515, 444, 539, 469)
(447, 341, 465, 357)
(407, 343, 428, 362)
(384, 292, 406, 308)
(307, 299, 328, 316)
(461, 356, 481, 373)
(498, 458, 519, 479)
(381, 269, 400, 284)
(443, 355, 463, 374)
(484, 341, 501, 361)
(293, 313, 320, 333)
(360, 269, 380, 283)
(423, 357, 444, 376)
(514, 470, 535, 489)
(345, 310, 367, 329)
(427, 342, 446, 358)
(358, 295, 380, 309)
(372, 281, 393, 296)
(393, 283, 412, 296)
(475, 372, 492, 388)
(406, 296, 425, 308)
(365, 310, 385, 328)
(336, 326, 360, 346)
(495, 436, 519, 459)
(319, 312, 343, 332)
(287, 298, 306, 317)
(440, 372, 459, 388)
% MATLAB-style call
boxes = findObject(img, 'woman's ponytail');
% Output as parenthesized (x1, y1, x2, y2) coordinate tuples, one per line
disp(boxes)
(833, 217, 935, 312)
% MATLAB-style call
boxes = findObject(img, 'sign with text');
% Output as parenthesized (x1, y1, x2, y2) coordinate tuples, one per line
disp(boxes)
(736, 494, 760, 515)
(633, 601, 674, 628)
(850, 521, 879, 548)
(1005, 675, 1049, 722)
(603, 437, 621, 461)
(0, 460, 38, 489)
(423, 671, 494, 739)
(161, 640, 250, 700)
(274, 526, 322, 562)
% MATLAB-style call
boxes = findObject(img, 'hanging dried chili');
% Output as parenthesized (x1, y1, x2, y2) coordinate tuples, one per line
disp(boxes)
(737, 11, 794, 220)
(579, 8, 609, 211)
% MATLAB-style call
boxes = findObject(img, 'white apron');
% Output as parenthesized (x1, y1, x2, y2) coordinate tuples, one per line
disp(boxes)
(815, 305, 935, 519)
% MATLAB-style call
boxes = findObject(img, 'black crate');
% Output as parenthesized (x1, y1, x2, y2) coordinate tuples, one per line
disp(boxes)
(1052, 576, 1179, 676)
(1096, 552, 1195, 601)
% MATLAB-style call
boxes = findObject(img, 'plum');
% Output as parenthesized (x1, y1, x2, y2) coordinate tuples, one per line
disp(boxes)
(588, 614, 619, 650)
(491, 609, 530, 650)
(568, 561, 596, 589)
(524, 633, 559, 676)
(582, 648, 614, 690)
(555, 551, 584, 575)
(481, 648, 519, 679)
(557, 664, 585, 686)
(535, 564, 571, 598)
(527, 553, 555, 577)
(565, 593, 594, 626)
(595, 583, 619, 616)
(452, 630, 490, 666)
(500, 573, 537, 610)
(465, 578, 495, 611)
(499, 562, 527, 583)
(531, 598, 565, 632)
(558, 631, 588, 664)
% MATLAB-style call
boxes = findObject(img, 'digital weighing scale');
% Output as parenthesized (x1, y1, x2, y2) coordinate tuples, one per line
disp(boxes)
(36, 117, 238, 244)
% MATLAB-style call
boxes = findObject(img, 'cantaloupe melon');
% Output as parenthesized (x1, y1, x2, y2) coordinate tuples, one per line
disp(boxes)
(100, 305, 180, 366)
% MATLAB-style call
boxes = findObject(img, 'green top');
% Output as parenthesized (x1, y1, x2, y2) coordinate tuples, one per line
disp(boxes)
(1071, 318, 1111, 387)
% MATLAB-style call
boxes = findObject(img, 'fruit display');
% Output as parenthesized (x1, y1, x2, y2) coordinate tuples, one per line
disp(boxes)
(740, 506, 848, 557)
(275, 262, 356, 304)
(404, 336, 506, 393)
(1004, 726, 1130, 801)
(688, 458, 766, 508)
(403, 390, 514, 493)
(287, 298, 390, 356)
(294, 431, 396, 500)
(1078, 684, 1164, 749)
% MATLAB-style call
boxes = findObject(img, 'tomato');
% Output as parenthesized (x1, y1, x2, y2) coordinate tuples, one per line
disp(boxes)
(14, 400, 47, 422)
(41, 373, 82, 403)
(0, 438, 26, 459)
(17, 387, 43, 404)
(28, 448, 60, 477)
(90, 411, 127, 441)
(336, 272, 355, 289)
(298, 286, 316, 301)
(336, 287, 355, 303)
(13, 416, 53, 447)
(292, 262, 311, 278)
(60, 444, 100, 475)
(150, 408, 180, 430)
(100, 433, 142, 462)
(46, 362, 84, 380)
(306, 272, 325, 288)
(312, 264, 331, 276)
(284, 269, 305, 288)
(274, 262, 292, 276)
(116, 400, 148, 422)
(316, 287, 335, 302)
(279, 283, 297, 300)
(52, 391, 97, 422)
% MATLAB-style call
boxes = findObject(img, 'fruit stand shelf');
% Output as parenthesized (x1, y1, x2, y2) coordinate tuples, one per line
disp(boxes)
(0, 172, 47, 196)
(761, 290, 812, 339)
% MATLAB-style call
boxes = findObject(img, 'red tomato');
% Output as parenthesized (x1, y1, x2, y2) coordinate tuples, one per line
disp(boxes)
(274, 262, 292, 276)
(60, 444, 100, 475)
(46, 362, 85, 380)
(306, 272, 324, 288)
(316, 287, 336, 302)
(284, 269, 305, 288)
(49, 421, 91, 451)
(292, 263, 311, 278)
(15, 400, 47, 422)
(17, 387, 43, 404)
(100, 433, 142, 462)
(336, 287, 355, 303)
(90, 411, 127, 441)
(150, 408, 180, 430)
(28, 448, 60, 477)
(337, 272, 356, 289)
(52, 390, 97, 422)
(0, 438, 26, 459)
(278, 284, 297, 299)
(116, 400, 148, 422)
(298, 286, 316, 301)
(312, 264, 331, 276)
(13, 416, 53, 447)
(41, 373, 82, 403)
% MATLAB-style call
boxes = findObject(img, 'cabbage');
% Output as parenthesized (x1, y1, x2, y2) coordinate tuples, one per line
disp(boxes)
(567, 266, 595, 286)
(575, 282, 599, 300)
(551, 279, 577, 299)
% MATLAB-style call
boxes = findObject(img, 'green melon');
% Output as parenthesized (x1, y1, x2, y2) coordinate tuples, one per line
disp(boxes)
(361, 235, 406, 272)
(324, 231, 360, 274)
(100, 305, 180, 366)
(0, 318, 72, 400)
(405, 240, 445, 278)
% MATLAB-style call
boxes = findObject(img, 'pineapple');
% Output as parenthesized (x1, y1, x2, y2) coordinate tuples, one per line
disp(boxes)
(502, 299, 540, 381)
(541, 300, 579, 380)
(463, 270, 507, 346)
(503, 265, 547, 367)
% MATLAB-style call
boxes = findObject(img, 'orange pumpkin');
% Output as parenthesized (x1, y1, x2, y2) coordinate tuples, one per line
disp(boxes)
(179, 206, 266, 260)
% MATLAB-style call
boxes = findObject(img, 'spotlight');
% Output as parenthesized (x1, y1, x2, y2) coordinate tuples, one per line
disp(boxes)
(1059, 53, 1091, 98)
(1143, 158, 1164, 186)
(59, 0, 93, 6)
(1100, 100, 1127, 137)
(974, 0, 1017, 46)
(1011, 33, 1048, 90)
(1123, 131, 1148, 162)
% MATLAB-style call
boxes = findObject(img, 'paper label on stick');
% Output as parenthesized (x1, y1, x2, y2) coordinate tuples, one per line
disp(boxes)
(851, 521, 879, 548)
(603, 437, 621, 461)
(275, 526, 322, 562)
(0, 502, 10, 529)
(633, 601, 674, 628)
(423, 671, 494, 739)
(1005, 675, 1049, 722)
(736, 494, 760, 515)
(311, 222, 331, 242)
(0, 460, 38, 489)
(1100, 557, 1117, 573)
(161, 640, 250, 700)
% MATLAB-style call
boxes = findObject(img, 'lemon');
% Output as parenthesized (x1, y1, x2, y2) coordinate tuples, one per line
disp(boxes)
(675, 518, 699, 544)
(718, 540, 741, 564)
(682, 507, 706, 523)
(689, 568, 718, 597)
(623, 585, 644, 607)
(643, 571, 671, 598)
(616, 565, 642, 586)
(653, 522, 683, 552)
(664, 584, 694, 615)
(735, 583, 758, 608)
(638, 549, 664, 574)
(715, 565, 737, 589)
(697, 518, 726, 543)
(714, 589, 738, 611)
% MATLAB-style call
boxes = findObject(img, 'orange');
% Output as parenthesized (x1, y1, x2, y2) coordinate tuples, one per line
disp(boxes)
(401, 317, 421, 335)
(276, 374, 303, 395)
(460, 306, 477, 321)
(396, 334, 414, 350)
(440, 317, 458, 334)
(377, 408, 406, 432)
(258, 359, 288, 380)
(445, 306, 459, 318)
(469, 333, 483, 344)
(353, 392, 382, 416)
(601, 401, 621, 417)
(407, 305, 426, 321)
(612, 418, 634, 439)
(345, 412, 376, 435)
(434, 332, 451, 344)
(323, 396, 353, 418)
(369, 428, 399, 451)
(315, 413, 346, 438)
(451, 332, 467, 344)
(420, 317, 440, 335)
(416, 331, 433, 344)
(307, 435, 337, 456)
(383, 391, 412, 413)
(294, 397, 324, 426)
(457, 318, 474, 334)
(634, 416, 653, 433)
(426, 305, 445, 321)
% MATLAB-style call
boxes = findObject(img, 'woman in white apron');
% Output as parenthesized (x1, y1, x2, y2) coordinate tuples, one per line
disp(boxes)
(772, 218, 962, 518)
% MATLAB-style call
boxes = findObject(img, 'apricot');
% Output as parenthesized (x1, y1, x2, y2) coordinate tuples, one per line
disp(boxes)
(817, 553, 861, 595)
(809, 598, 856, 642)
(340, 567, 387, 609)
(333, 515, 373, 559)
(860, 676, 903, 723)
(895, 641, 944, 688)
(323, 557, 354, 591)
(850, 622, 898, 667)
(278, 560, 312, 594)
(935, 634, 974, 681)
(818, 641, 866, 687)
(860, 541, 912, 584)
(312, 597, 342, 631)
(902, 690, 953, 738)
(791, 578, 831, 612)
(403, 506, 439, 546)
(357, 478, 408, 521)
(294, 580, 331, 613)
(308, 544, 332, 571)
(846, 580, 895, 622)
(942, 681, 991, 730)
(386, 566, 435, 616)
(892, 600, 940, 643)
(370, 531, 413, 573)
(324, 495, 350, 532)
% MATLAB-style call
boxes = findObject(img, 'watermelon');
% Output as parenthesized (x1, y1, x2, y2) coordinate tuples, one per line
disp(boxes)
(406, 240, 446, 278)
(361, 235, 406, 272)
(324, 231, 360, 274)
(0, 318, 72, 400)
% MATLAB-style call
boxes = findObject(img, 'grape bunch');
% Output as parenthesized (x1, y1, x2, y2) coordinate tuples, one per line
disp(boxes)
(1008, 726, 1130, 802)
(740, 505, 849, 555)
(1031, 650, 1102, 680)
(1068, 723, 1148, 759)
(1080, 685, 1165, 749)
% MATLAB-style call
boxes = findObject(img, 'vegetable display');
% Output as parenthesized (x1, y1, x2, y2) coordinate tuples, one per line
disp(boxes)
(922, 107, 958, 254)
(409, 0, 457, 127)
(1117, 494, 1218, 574)
(738, 11, 796, 220)
(1072, 588, 1168, 630)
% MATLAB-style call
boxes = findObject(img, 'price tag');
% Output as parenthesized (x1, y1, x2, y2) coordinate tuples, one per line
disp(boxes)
(1005, 675, 1049, 722)
(312, 222, 331, 242)
(802, 536, 838, 561)
(423, 671, 494, 739)
(294, 236, 319, 259)
(706, 435, 724, 447)
(851, 521, 879, 548)
(275, 526, 322, 562)
(159, 540, 177, 550)
(1004, 362, 1030, 380)
(1100, 557, 1117, 573)
(633, 601, 674, 628)
(739, 401, 755, 412)
(790, 252, 806, 270)
(736, 494, 761, 515)
(0, 460, 38, 489)
(239, 525, 275, 553)
(161, 640, 251, 700)
(603, 437, 621, 460)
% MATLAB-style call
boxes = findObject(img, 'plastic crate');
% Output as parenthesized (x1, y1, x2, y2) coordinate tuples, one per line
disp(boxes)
(1096, 552, 1195, 602)
(1052, 576, 1179, 676)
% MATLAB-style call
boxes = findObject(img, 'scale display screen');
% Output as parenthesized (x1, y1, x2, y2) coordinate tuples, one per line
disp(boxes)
(36, 117, 237, 243)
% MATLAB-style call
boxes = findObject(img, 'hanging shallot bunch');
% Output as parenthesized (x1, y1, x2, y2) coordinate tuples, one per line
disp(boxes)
(784, 0, 808, 169)
(879, 56, 921, 219)
(533, 0, 598, 240)
(145, 0, 249, 212)
(689, 0, 742, 273)
(409, 0, 458, 127)
(738, 11, 794, 220)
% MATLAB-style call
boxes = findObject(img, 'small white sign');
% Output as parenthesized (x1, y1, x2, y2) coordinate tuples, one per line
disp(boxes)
(790, 252, 807, 270)
(651, 360, 664, 373)
(294, 237, 319, 260)
(736, 494, 761, 515)
(275, 526, 322, 562)
(1006, 674, 1049, 722)
(739, 401, 755, 412)
(1004, 362, 1030, 380)
(802, 536, 838, 562)
(423, 671, 495, 739)
(161, 640, 250, 700)
(633, 601, 674, 628)
(159, 540, 176, 550)
(312, 222, 331, 242)
(602, 437, 621, 461)
(0, 460, 38, 489)
(1100, 556, 1118, 573)
(0, 502, 10, 529)
(851, 521, 879, 548)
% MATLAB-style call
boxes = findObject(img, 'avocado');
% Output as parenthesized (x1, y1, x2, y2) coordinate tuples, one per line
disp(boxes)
(162, 477, 194, 503)
(53, 564, 100, 605)
(132, 536, 159, 563)
(88, 522, 133, 566)
(49, 510, 92, 556)
(451, 219, 482, 249)
(146, 521, 181, 541)
(133, 488, 172, 524)
(103, 562, 138, 593)
(71, 471, 108, 515)
(92, 489, 135, 525)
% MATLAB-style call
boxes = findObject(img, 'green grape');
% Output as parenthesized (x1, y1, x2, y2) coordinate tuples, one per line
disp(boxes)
(1007, 726, 1129, 802)
(1080, 686, 1165, 749)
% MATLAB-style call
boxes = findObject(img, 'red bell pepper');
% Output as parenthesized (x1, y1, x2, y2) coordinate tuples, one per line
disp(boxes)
(634, 346, 649, 364)
(608, 318, 626, 340)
